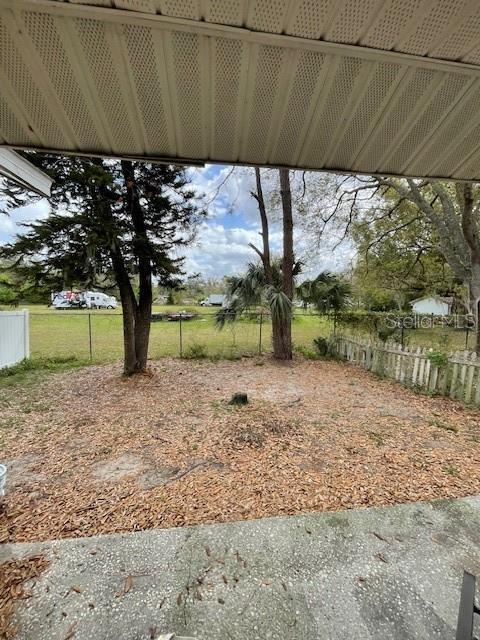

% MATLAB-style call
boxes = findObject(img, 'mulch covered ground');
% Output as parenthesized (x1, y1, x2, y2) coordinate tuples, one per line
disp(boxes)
(1, 357, 480, 544)
(0, 555, 49, 638)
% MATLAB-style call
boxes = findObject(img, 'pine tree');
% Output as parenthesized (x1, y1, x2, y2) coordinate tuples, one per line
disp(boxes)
(1, 154, 204, 374)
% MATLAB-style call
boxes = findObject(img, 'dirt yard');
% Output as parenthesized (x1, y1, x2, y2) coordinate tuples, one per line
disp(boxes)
(1, 357, 480, 543)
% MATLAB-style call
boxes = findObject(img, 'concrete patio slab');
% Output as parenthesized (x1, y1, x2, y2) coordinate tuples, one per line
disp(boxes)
(3, 497, 480, 640)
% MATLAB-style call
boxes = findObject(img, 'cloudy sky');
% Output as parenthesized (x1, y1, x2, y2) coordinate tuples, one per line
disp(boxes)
(0, 164, 354, 281)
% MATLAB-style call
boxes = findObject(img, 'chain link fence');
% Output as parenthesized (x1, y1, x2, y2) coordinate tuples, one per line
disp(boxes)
(28, 310, 476, 363)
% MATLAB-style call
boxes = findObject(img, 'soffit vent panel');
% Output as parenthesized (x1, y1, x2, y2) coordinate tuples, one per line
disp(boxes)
(2, 0, 480, 180)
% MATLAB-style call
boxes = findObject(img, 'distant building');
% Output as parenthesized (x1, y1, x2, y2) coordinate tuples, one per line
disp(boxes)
(199, 294, 226, 306)
(411, 296, 453, 316)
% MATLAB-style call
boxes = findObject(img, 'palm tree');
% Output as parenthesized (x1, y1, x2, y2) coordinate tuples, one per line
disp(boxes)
(216, 258, 302, 359)
(297, 272, 351, 313)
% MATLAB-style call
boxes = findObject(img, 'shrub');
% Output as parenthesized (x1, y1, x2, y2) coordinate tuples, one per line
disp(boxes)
(426, 349, 448, 368)
(377, 324, 398, 343)
(182, 342, 208, 359)
(313, 337, 329, 357)
(295, 345, 318, 360)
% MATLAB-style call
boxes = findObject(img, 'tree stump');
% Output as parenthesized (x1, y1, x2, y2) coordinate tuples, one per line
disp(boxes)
(229, 392, 248, 406)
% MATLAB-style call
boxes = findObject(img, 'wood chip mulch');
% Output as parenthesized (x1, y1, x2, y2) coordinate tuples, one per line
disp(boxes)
(0, 555, 49, 639)
(1, 357, 480, 544)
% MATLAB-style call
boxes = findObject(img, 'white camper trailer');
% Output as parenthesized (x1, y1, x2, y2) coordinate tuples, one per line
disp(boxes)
(52, 291, 117, 310)
(81, 291, 117, 309)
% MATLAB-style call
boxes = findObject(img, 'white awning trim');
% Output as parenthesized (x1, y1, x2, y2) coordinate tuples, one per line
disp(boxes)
(0, 148, 52, 196)
(1, 0, 480, 180)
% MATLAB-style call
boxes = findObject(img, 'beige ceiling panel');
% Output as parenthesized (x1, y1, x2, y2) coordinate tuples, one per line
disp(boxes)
(246, 0, 291, 34)
(240, 44, 288, 164)
(122, 23, 173, 155)
(396, 0, 471, 55)
(211, 37, 247, 160)
(19, 10, 102, 150)
(0, 95, 35, 146)
(286, 0, 337, 39)
(384, 72, 471, 174)
(327, 61, 404, 171)
(359, 0, 424, 50)
(272, 49, 326, 166)
(302, 56, 365, 168)
(407, 81, 480, 177)
(428, 2, 480, 60)
(205, 0, 245, 26)
(353, 67, 443, 173)
(168, 30, 206, 159)
(436, 119, 480, 179)
(0, 14, 68, 149)
(157, 0, 201, 21)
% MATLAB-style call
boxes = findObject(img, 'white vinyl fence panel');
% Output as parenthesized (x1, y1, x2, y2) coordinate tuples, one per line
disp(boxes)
(0, 310, 29, 369)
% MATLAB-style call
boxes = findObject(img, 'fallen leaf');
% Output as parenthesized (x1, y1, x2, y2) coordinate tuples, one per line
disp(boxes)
(115, 575, 134, 598)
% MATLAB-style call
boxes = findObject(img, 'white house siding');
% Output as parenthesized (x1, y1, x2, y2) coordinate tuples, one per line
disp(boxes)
(0, 310, 30, 369)
(411, 298, 450, 315)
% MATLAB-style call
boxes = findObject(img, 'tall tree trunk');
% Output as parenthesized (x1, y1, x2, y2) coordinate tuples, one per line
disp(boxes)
(109, 240, 138, 374)
(277, 168, 293, 360)
(94, 160, 140, 375)
(253, 167, 273, 284)
(250, 167, 294, 360)
(469, 278, 480, 354)
(271, 313, 292, 360)
(121, 160, 153, 373)
(460, 184, 480, 354)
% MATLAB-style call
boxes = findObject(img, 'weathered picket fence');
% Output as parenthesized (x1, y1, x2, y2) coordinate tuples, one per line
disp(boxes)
(330, 334, 480, 406)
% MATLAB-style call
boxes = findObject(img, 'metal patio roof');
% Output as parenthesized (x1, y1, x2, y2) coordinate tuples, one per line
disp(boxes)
(1, 0, 480, 180)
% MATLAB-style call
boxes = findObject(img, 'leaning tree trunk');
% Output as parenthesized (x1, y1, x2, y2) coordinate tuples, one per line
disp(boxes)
(96, 165, 140, 376)
(133, 281, 152, 372)
(107, 233, 139, 374)
(119, 283, 138, 374)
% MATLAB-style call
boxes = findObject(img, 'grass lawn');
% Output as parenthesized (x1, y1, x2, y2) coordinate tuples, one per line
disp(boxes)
(2, 304, 473, 363)
(2, 357, 480, 544)
(24, 305, 334, 362)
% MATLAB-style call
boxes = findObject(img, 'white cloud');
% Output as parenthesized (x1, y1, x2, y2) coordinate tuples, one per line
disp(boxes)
(0, 199, 50, 245)
(189, 165, 282, 226)
(181, 219, 353, 281)
(182, 165, 355, 279)
(0, 164, 354, 279)
(181, 221, 283, 278)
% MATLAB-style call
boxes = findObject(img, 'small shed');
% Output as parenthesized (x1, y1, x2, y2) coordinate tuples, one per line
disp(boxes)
(411, 296, 453, 316)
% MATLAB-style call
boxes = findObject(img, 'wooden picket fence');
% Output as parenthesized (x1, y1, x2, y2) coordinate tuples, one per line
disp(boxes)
(329, 334, 480, 406)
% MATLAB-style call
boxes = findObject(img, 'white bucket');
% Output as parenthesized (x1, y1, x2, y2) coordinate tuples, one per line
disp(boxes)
(0, 464, 6, 496)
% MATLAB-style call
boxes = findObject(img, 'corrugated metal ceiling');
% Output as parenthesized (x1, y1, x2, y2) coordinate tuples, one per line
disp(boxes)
(1, 0, 480, 180)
